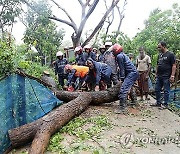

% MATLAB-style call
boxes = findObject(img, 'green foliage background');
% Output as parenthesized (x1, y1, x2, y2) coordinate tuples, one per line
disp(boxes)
(105, 3, 180, 67)
(0, 39, 14, 77)
(23, 0, 65, 66)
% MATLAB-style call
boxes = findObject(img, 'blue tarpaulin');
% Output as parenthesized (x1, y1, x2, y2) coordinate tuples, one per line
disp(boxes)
(0, 74, 62, 153)
(169, 88, 180, 108)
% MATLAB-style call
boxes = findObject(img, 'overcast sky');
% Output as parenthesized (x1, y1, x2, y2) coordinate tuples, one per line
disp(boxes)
(12, 0, 179, 45)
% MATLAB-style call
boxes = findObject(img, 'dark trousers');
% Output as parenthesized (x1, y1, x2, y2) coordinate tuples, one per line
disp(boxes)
(86, 75, 111, 91)
(155, 77, 170, 105)
(118, 71, 139, 100)
(58, 74, 67, 87)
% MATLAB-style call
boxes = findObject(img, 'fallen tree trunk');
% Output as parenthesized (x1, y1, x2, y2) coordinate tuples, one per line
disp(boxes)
(55, 82, 121, 105)
(8, 93, 92, 154)
(8, 83, 121, 154)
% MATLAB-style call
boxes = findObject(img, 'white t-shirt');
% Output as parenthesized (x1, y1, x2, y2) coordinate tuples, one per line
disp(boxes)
(136, 55, 151, 72)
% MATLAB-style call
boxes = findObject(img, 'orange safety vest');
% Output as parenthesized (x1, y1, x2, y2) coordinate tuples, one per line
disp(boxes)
(72, 65, 89, 78)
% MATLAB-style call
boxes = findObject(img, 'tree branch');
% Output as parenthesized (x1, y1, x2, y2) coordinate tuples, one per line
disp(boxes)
(21, 0, 78, 33)
(115, 0, 127, 38)
(92, 26, 103, 46)
(103, 0, 115, 41)
(76, 0, 100, 39)
(82, 0, 120, 46)
(49, 15, 77, 32)
(84, 0, 99, 21)
(49, 0, 77, 29)
(79, 0, 86, 20)
(78, 0, 84, 6)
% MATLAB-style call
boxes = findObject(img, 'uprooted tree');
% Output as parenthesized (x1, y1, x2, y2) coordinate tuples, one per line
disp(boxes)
(7, 72, 121, 154)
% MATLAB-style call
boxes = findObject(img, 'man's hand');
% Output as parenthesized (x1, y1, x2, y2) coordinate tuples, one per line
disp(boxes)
(170, 75, 175, 83)
(145, 75, 149, 80)
(95, 85, 99, 91)
(67, 86, 75, 92)
(63, 85, 68, 90)
(120, 78, 124, 82)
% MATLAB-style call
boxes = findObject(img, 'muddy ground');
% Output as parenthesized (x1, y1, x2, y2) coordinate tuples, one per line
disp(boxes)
(9, 96, 180, 154)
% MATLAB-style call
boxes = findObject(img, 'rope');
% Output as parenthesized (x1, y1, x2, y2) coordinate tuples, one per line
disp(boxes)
(20, 71, 47, 115)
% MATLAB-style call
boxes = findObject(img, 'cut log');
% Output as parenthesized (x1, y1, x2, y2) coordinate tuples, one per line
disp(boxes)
(8, 83, 121, 154)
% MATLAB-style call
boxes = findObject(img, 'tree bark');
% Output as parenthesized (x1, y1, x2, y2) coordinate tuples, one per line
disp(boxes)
(8, 93, 92, 154)
(55, 82, 121, 105)
(8, 78, 121, 153)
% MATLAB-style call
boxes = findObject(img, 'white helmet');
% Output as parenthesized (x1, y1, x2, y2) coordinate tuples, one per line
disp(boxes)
(84, 44, 91, 49)
(75, 46, 82, 52)
(99, 45, 106, 49)
(56, 51, 63, 57)
(105, 41, 112, 46)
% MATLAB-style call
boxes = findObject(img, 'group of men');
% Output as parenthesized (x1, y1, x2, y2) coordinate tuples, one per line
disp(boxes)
(53, 41, 176, 114)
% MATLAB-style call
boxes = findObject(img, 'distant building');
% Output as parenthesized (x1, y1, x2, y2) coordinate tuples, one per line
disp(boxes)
(64, 47, 75, 63)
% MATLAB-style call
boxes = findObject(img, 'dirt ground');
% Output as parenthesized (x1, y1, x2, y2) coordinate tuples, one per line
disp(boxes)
(9, 96, 180, 154)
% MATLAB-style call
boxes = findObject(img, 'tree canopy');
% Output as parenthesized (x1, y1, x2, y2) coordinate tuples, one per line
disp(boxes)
(0, 0, 21, 34)
(131, 3, 180, 66)
(23, 0, 65, 65)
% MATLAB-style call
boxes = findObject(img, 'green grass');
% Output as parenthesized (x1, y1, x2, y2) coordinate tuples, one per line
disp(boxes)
(168, 103, 180, 116)
(47, 115, 111, 153)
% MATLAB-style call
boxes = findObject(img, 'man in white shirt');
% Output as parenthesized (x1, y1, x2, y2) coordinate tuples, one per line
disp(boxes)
(136, 47, 151, 101)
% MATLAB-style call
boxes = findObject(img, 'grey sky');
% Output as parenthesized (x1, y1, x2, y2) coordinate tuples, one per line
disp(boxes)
(12, 0, 179, 45)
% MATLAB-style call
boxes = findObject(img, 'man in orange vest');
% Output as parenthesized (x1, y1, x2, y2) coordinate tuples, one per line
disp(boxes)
(64, 64, 89, 91)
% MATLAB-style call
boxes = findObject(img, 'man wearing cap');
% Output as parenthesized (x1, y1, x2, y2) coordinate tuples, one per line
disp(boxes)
(98, 45, 106, 62)
(103, 41, 119, 87)
(54, 51, 68, 88)
(83, 44, 97, 62)
(105, 41, 113, 50)
(92, 47, 99, 61)
(74, 46, 86, 66)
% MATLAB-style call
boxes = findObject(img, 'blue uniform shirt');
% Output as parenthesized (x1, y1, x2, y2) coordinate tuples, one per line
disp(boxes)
(54, 58, 68, 75)
(75, 53, 86, 66)
(88, 59, 112, 85)
(116, 52, 137, 80)
(84, 52, 97, 62)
